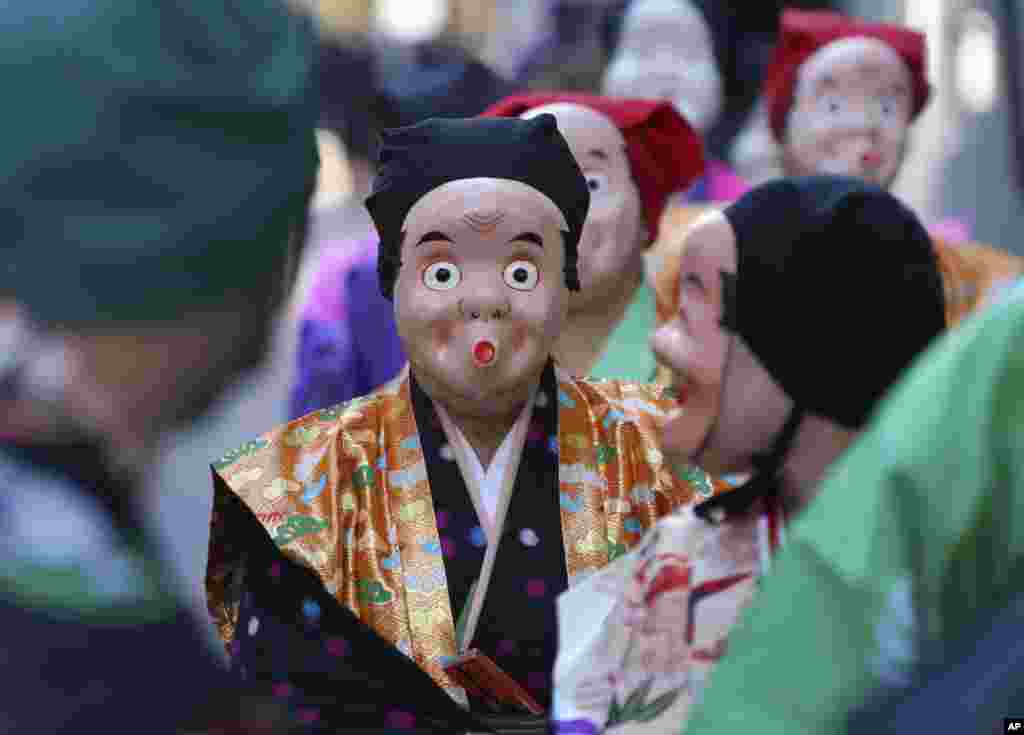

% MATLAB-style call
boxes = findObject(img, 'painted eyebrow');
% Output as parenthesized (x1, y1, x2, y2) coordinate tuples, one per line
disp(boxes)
(510, 232, 544, 248)
(882, 83, 910, 96)
(415, 231, 454, 246)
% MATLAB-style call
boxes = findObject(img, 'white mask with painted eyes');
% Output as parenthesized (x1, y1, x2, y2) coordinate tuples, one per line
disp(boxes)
(423, 261, 461, 290)
(585, 171, 609, 195)
(504, 260, 539, 291)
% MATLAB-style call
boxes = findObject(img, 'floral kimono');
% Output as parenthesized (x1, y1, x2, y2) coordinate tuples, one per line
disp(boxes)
(550, 494, 785, 734)
(206, 361, 708, 723)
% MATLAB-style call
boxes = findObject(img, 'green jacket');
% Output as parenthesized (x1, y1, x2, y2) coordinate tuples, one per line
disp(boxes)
(686, 285, 1024, 734)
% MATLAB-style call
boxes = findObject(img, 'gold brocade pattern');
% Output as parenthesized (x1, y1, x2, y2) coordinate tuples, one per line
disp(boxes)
(206, 365, 702, 694)
(932, 237, 1023, 326)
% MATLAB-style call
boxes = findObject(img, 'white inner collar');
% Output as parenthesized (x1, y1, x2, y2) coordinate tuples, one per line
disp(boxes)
(434, 390, 536, 529)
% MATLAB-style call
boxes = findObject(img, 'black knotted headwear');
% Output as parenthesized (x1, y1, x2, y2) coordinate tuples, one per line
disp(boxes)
(696, 175, 945, 521)
(365, 115, 591, 301)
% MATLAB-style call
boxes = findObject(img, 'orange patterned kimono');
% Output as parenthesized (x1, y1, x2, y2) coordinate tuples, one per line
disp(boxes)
(206, 362, 706, 706)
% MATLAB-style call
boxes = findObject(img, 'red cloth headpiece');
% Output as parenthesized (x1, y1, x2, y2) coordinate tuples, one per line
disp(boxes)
(481, 92, 705, 243)
(765, 9, 931, 141)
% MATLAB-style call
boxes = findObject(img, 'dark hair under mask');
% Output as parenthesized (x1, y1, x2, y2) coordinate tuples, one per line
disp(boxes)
(720, 175, 946, 430)
(366, 115, 590, 301)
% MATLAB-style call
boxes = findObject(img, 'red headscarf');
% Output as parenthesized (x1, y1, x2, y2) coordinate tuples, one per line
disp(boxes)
(481, 92, 705, 243)
(764, 9, 931, 141)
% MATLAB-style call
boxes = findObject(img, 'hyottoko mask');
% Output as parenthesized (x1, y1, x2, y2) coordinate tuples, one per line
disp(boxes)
(394, 178, 571, 417)
(602, 0, 723, 135)
(766, 10, 931, 188)
(523, 103, 644, 306)
(367, 116, 590, 417)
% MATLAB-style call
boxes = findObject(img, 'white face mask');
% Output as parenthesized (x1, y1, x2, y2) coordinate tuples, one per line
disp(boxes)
(783, 37, 913, 189)
(602, 0, 723, 134)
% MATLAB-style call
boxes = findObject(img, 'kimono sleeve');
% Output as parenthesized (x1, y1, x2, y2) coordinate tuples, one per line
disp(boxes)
(685, 293, 1024, 735)
(614, 380, 722, 512)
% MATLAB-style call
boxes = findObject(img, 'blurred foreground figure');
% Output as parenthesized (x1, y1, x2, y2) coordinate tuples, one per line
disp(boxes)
(687, 283, 1024, 734)
(0, 0, 318, 731)
(551, 176, 946, 734)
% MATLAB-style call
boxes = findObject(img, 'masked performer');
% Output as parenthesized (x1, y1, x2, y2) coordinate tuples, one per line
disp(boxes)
(764, 8, 1021, 324)
(551, 176, 946, 734)
(480, 93, 704, 381)
(206, 115, 704, 732)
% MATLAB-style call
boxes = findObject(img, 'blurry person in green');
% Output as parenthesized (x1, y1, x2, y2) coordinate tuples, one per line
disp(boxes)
(0, 0, 318, 731)
(684, 267, 1024, 731)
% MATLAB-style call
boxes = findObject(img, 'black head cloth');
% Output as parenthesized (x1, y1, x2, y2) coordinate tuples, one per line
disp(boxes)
(720, 175, 946, 429)
(366, 114, 590, 301)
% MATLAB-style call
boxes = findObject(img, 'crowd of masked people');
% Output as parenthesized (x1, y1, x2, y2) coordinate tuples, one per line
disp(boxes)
(2, 0, 1022, 733)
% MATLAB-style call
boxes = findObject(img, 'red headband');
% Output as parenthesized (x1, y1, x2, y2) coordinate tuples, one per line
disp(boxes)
(764, 9, 931, 141)
(481, 92, 705, 243)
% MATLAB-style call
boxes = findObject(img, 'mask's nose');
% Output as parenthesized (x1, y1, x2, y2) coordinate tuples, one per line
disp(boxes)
(458, 290, 511, 322)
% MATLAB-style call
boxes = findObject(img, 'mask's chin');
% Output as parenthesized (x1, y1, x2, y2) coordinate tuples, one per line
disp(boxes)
(417, 343, 545, 418)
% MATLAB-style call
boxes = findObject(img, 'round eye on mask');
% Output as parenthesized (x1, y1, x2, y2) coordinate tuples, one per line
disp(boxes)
(423, 261, 461, 291)
(504, 260, 539, 291)
(878, 95, 899, 119)
(821, 94, 844, 116)
(585, 172, 609, 193)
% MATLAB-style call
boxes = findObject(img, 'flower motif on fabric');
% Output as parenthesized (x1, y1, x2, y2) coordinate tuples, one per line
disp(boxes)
(213, 439, 269, 470)
(560, 492, 583, 513)
(381, 549, 402, 570)
(272, 515, 328, 546)
(226, 467, 264, 487)
(672, 463, 715, 498)
(352, 464, 375, 490)
(575, 531, 607, 555)
(355, 579, 394, 605)
(284, 425, 322, 448)
(294, 447, 328, 482)
(631, 486, 655, 505)
(317, 403, 346, 421)
(262, 478, 299, 502)
(404, 568, 447, 594)
(389, 462, 427, 493)
(605, 679, 683, 728)
(398, 499, 429, 522)
(595, 445, 618, 465)
(301, 474, 328, 504)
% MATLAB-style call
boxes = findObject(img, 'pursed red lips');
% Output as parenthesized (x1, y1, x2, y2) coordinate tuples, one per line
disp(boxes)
(472, 339, 497, 367)
(861, 150, 883, 169)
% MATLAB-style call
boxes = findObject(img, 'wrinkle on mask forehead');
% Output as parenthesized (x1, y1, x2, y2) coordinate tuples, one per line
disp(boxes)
(400, 178, 569, 238)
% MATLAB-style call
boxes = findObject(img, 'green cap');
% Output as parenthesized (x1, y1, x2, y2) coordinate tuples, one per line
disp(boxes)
(1, 0, 319, 326)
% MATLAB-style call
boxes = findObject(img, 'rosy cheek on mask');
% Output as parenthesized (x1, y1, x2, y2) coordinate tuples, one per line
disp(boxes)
(434, 320, 454, 347)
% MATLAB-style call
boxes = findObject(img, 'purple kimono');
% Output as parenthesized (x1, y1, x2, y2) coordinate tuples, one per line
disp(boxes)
(290, 241, 405, 420)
